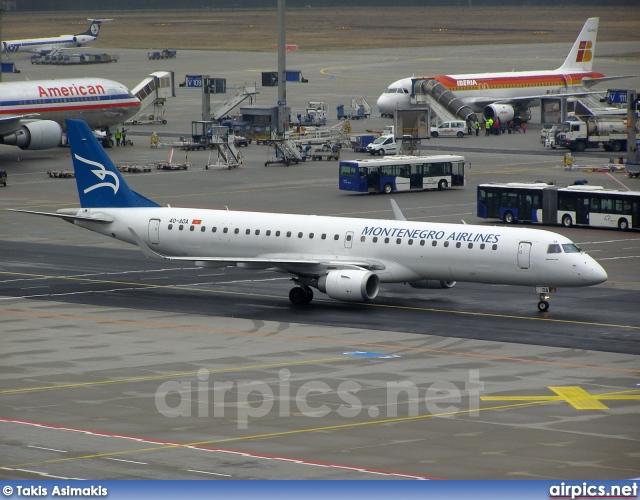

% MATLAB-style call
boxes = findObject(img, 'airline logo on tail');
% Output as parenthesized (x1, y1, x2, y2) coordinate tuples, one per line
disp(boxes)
(75, 153, 119, 195)
(576, 41, 593, 63)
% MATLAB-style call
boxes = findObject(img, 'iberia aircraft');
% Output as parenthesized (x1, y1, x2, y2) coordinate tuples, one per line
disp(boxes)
(11, 119, 608, 312)
(1, 19, 112, 55)
(0, 78, 140, 150)
(377, 17, 617, 123)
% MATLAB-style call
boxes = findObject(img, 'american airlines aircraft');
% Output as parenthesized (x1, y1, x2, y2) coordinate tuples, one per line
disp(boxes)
(377, 17, 612, 122)
(1, 19, 112, 55)
(11, 119, 608, 312)
(0, 78, 140, 150)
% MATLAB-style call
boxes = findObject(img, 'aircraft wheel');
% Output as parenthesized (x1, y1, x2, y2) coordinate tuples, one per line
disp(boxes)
(302, 286, 314, 304)
(537, 300, 550, 312)
(289, 287, 307, 305)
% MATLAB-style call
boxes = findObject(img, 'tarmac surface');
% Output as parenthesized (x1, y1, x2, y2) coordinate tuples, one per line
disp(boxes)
(1, 40, 640, 480)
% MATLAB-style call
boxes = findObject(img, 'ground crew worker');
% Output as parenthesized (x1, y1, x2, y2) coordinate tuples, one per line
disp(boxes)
(474, 120, 480, 136)
(121, 128, 128, 146)
(115, 128, 122, 147)
(485, 118, 493, 136)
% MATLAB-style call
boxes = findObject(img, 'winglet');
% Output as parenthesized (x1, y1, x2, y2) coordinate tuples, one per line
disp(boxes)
(390, 199, 406, 221)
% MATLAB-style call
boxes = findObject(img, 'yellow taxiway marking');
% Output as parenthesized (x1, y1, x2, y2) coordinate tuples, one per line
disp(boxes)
(0, 357, 346, 396)
(2, 270, 639, 334)
(481, 386, 640, 410)
(3, 400, 544, 470)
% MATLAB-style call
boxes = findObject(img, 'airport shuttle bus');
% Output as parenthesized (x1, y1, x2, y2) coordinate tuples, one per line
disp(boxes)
(477, 182, 640, 231)
(339, 155, 465, 194)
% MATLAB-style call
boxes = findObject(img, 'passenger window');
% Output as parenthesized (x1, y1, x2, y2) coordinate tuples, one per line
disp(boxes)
(223, 227, 228, 233)
(246, 229, 251, 235)
(309, 233, 314, 239)
(408, 239, 413, 245)
(480, 243, 485, 250)
(492, 244, 498, 250)
(168, 224, 173, 230)
(212, 227, 217, 232)
(266, 230, 271, 236)
(373, 237, 378, 243)
(234, 228, 239, 234)
(298, 232, 303, 238)
(179, 225, 184, 231)
(361, 236, 366, 242)
(431, 241, 436, 247)
(287, 231, 291, 237)
(321, 234, 326, 240)
(276, 231, 280, 236)
(396, 238, 401, 244)
(456, 242, 461, 248)
(468, 243, 473, 249)
(384, 238, 389, 243)
(346, 234, 352, 241)
(444, 241, 449, 247)
(334, 235, 339, 240)
(190, 226, 195, 231)
(547, 244, 562, 254)
(255, 230, 260, 235)
(201, 227, 206, 232)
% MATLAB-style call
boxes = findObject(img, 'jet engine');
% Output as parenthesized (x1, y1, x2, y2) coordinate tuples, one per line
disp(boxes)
(0, 121, 63, 150)
(317, 270, 380, 302)
(408, 280, 456, 289)
(483, 104, 515, 123)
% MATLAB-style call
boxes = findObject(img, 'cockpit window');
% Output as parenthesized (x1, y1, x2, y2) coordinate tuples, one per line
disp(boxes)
(547, 244, 562, 254)
(562, 243, 582, 253)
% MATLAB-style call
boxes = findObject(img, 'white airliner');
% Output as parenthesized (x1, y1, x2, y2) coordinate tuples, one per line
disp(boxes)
(0, 78, 140, 150)
(11, 119, 608, 312)
(377, 17, 615, 123)
(1, 19, 112, 55)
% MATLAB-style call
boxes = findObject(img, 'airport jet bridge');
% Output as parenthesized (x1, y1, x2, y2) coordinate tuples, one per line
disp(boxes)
(410, 77, 477, 126)
(127, 71, 176, 124)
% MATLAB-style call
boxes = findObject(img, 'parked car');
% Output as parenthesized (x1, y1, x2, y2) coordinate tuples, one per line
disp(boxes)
(430, 120, 467, 138)
(234, 135, 251, 147)
(366, 134, 397, 155)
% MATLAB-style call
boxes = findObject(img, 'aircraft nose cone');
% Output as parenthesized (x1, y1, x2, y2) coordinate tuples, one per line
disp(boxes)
(585, 258, 608, 285)
(376, 94, 390, 113)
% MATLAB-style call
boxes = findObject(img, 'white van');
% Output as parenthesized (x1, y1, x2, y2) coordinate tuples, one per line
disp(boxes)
(366, 134, 397, 155)
(430, 120, 467, 138)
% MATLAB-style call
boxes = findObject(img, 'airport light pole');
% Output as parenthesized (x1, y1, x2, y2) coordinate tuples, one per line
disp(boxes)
(277, 0, 286, 137)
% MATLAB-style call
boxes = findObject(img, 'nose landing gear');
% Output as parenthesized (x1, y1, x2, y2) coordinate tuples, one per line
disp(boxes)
(289, 285, 314, 305)
(535, 286, 555, 312)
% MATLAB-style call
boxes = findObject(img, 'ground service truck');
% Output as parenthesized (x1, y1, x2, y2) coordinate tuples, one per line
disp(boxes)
(558, 117, 631, 153)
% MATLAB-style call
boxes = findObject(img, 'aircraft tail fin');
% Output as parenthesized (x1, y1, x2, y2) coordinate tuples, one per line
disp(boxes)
(77, 19, 113, 38)
(557, 17, 599, 73)
(66, 119, 160, 209)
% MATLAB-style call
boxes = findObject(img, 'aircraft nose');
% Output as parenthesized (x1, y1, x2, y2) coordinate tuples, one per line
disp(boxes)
(585, 257, 608, 285)
(377, 94, 392, 114)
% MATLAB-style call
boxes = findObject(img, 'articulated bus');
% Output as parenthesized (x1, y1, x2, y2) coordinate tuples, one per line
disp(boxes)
(339, 155, 465, 194)
(477, 182, 640, 231)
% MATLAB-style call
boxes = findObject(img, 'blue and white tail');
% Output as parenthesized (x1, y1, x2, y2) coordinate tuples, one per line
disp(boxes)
(66, 119, 160, 209)
(557, 17, 599, 73)
(76, 19, 112, 39)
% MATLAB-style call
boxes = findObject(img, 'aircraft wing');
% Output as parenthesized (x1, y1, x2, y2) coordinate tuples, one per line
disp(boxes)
(128, 228, 385, 274)
(0, 115, 41, 135)
(582, 75, 638, 86)
(470, 90, 605, 109)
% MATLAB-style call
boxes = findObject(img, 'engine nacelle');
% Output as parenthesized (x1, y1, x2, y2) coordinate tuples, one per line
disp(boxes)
(0, 121, 63, 150)
(317, 270, 380, 302)
(483, 104, 515, 123)
(408, 280, 456, 289)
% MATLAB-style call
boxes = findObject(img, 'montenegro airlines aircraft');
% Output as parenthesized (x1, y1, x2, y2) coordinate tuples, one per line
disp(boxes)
(1, 19, 112, 55)
(377, 17, 611, 122)
(11, 119, 608, 312)
(0, 78, 140, 150)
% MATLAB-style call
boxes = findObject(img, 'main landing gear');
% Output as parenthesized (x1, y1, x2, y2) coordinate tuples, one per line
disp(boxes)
(289, 286, 314, 305)
(535, 286, 555, 312)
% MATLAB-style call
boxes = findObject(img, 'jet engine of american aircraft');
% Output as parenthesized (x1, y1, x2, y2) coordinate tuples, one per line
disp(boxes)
(317, 270, 380, 302)
(0, 121, 62, 150)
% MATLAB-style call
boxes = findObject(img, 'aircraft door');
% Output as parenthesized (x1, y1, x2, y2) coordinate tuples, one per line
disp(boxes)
(344, 231, 354, 249)
(517, 241, 531, 269)
(148, 219, 160, 245)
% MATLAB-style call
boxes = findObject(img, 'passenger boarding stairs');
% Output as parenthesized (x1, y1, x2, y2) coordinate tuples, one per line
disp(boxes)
(410, 77, 478, 125)
(208, 127, 242, 169)
(129, 71, 176, 122)
(573, 92, 626, 117)
(211, 83, 257, 121)
(264, 139, 304, 166)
